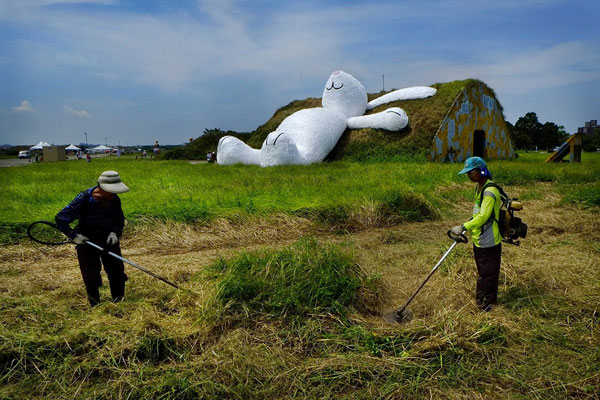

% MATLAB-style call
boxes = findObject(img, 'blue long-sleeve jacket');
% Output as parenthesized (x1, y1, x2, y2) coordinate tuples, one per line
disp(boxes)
(55, 187, 124, 239)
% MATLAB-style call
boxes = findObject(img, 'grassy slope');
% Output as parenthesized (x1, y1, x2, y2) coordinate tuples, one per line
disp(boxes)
(0, 154, 599, 399)
(155, 79, 493, 161)
(244, 80, 479, 160)
(339, 79, 477, 160)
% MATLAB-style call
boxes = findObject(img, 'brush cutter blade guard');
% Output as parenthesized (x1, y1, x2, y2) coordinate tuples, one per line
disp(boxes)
(383, 308, 413, 324)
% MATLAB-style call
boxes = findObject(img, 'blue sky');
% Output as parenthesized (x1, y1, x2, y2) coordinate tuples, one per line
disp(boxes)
(0, 0, 598, 146)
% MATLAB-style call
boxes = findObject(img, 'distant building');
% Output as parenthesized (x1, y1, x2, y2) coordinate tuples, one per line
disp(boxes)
(577, 120, 598, 135)
(43, 145, 66, 161)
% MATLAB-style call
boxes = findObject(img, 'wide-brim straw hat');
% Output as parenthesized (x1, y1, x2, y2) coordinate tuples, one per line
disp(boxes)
(98, 170, 129, 193)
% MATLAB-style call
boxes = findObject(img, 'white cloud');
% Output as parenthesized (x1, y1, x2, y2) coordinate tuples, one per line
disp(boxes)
(1, 0, 587, 96)
(63, 105, 91, 118)
(378, 41, 600, 98)
(1, 0, 596, 140)
(13, 100, 34, 112)
(3, 2, 351, 92)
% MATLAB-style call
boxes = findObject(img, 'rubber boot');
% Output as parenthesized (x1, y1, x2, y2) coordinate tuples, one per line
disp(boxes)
(109, 276, 126, 303)
(86, 286, 100, 307)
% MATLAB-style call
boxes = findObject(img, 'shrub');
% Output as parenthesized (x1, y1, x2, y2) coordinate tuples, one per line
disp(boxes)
(160, 129, 251, 160)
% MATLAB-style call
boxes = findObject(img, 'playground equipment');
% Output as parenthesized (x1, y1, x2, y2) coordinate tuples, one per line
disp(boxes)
(545, 133, 582, 163)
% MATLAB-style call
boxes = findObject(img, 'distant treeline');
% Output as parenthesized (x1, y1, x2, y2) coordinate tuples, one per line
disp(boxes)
(160, 128, 251, 160)
(0, 146, 29, 157)
(508, 112, 569, 151)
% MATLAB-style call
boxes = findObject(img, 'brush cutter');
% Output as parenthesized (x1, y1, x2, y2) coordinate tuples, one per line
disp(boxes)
(27, 220, 179, 289)
(383, 230, 467, 324)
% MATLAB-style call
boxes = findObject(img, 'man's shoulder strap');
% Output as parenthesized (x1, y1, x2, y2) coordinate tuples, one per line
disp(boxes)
(480, 182, 508, 203)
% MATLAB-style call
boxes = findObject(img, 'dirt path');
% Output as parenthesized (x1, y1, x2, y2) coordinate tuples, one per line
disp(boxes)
(0, 158, 33, 167)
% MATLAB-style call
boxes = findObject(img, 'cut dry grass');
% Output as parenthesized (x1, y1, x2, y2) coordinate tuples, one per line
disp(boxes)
(125, 214, 315, 255)
(1, 178, 599, 399)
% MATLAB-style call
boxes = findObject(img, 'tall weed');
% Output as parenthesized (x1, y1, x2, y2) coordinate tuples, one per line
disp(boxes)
(211, 238, 381, 318)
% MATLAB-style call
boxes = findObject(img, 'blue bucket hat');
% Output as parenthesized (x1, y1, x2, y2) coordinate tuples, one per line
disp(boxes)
(458, 157, 487, 175)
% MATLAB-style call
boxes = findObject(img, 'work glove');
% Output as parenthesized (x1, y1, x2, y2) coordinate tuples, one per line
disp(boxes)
(107, 232, 119, 246)
(72, 234, 89, 245)
(450, 225, 465, 236)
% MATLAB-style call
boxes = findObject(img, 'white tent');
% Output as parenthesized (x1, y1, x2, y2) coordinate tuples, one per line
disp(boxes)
(30, 141, 50, 150)
(92, 145, 111, 152)
(65, 144, 80, 151)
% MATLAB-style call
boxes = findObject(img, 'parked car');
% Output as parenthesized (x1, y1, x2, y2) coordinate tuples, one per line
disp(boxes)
(18, 150, 30, 159)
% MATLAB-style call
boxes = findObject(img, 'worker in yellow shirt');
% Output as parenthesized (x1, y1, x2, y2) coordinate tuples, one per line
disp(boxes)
(451, 157, 502, 311)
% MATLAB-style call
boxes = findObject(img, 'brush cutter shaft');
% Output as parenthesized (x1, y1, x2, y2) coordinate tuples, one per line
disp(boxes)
(27, 220, 179, 289)
(430, 240, 459, 272)
(84, 241, 179, 289)
(396, 231, 467, 315)
(397, 240, 459, 314)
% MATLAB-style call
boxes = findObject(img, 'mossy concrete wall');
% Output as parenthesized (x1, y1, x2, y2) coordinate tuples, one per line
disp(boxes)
(431, 83, 514, 162)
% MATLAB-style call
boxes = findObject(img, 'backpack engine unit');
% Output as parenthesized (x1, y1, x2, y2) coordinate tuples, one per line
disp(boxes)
(481, 183, 528, 246)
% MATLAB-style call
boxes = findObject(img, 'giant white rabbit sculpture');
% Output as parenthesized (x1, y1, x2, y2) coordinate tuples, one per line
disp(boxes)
(217, 70, 437, 167)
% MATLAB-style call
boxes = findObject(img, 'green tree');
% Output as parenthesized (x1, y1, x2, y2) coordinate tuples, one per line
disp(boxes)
(511, 112, 569, 151)
(513, 112, 541, 150)
(539, 122, 569, 151)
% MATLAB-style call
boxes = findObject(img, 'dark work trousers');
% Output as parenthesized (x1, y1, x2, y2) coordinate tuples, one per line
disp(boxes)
(473, 243, 502, 311)
(76, 241, 127, 306)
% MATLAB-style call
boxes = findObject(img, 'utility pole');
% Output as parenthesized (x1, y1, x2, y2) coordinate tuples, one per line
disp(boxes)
(105, 137, 107, 146)
(382, 74, 385, 92)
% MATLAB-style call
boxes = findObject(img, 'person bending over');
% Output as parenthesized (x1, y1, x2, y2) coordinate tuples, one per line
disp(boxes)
(56, 171, 129, 306)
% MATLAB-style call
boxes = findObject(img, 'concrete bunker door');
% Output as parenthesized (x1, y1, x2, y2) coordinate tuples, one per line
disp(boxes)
(473, 130, 485, 158)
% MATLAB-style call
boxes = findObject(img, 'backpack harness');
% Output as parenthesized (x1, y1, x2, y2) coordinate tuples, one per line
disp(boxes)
(478, 182, 527, 246)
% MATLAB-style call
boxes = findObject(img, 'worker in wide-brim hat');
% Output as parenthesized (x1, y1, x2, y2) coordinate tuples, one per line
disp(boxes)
(55, 171, 130, 306)
(451, 157, 502, 311)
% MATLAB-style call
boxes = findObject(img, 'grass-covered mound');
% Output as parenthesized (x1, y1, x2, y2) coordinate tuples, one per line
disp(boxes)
(244, 79, 493, 161)
(339, 79, 490, 160)
(159, 79, 501, 161)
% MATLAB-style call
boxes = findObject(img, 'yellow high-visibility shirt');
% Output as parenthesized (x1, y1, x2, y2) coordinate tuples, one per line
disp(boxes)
(463, 182, 502, 248)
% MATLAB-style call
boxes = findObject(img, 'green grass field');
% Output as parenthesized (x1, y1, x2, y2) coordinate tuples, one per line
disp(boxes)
(1, 153, 599, 399)
(1, 152, 599, 244)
